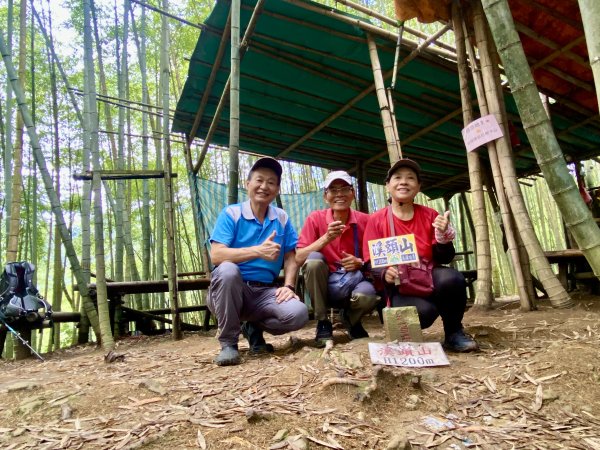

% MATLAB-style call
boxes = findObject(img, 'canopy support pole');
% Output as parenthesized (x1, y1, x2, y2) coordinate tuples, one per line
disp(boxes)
(277, 24, 451, 160)
(192, 0, 266, 174)
(452, 0, 494, 307)
(356, 160, 369, 213)
(228, 0, 241, 205)
(187, 11, 231, 149)
(467, 1, 532, 310)
(367, 33, 402, 164)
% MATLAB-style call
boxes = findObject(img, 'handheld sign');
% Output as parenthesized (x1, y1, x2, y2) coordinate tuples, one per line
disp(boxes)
(367, 234, 419, 268)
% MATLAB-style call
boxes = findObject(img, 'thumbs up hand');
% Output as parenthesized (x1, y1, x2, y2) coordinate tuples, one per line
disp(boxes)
(432, 210, 451, 233)
(256, 230, 281, 261)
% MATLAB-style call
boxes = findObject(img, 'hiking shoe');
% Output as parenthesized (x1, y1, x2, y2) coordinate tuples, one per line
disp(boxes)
(443, 329, 479, 352)
(339, 309, 369, 340)
(348, 321, 369, 340)
(215, 345, 241, 366)
(241, 322, 274, 355)
(315, 320, 333, 347)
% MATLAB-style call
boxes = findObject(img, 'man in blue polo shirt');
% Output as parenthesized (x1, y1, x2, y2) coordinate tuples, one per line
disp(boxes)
(208, 157, 309, 366)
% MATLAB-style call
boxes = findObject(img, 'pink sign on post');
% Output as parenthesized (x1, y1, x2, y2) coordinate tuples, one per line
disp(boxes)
(461, 114, 504, 152)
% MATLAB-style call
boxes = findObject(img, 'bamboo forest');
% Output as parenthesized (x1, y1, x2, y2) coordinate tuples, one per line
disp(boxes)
(1, 1, 600, 449)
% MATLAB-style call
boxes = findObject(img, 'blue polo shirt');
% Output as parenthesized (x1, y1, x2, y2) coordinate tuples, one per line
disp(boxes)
(210, 200, 298, 283)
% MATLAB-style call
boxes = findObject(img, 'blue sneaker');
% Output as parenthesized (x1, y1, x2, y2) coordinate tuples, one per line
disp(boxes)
(443, 330, 479, 352)
(241, 322, 274, 354)
(215, 345, 241, 366)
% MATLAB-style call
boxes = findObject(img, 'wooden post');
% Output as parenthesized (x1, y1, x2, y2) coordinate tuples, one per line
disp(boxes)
(356, 160, 369, 213)
(160, 0, 181, 339)
(366, 33, 402, 165)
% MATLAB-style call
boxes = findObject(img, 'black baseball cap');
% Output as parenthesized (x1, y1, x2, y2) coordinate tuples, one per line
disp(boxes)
(385, 158, 422, 182)
(249, 157, 282, 183)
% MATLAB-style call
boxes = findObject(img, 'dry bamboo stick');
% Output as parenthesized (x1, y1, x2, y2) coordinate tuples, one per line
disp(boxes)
(363, 104, 468, 166)
(452, 1, 493, 307)
(467, 2, 532, 310)
(367, 33, 402, 162)
(475, 0, 572, 308)
(130, 0, 203, 30)
(229, 0, 241, 205)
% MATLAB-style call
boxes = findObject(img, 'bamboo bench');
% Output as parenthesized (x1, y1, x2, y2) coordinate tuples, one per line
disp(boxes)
(543, 249, 598, 292)
(86, 278, 214, 333)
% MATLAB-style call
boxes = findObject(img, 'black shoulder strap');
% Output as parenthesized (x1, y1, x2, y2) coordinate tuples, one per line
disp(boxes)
(351, 223, 361, 258)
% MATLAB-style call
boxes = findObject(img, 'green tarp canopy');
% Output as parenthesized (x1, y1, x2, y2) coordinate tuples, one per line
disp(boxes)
(172, 0, 600, 198)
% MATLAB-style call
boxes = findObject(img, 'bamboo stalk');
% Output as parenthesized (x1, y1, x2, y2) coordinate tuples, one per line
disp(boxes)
(187, 11, 231, 147)
(452, 1, 493, 307)
(367, 33, 402, 163)
(482, 0, 600, 290)
(160, 0, 181, 340)
(191, 0, 266, 173)
(579, 0, 600, 112)
(466, 2, 532, 310)
(228, 0, 241, 205)
(476, 0, 573, 309)
(357, 160, 369, 213)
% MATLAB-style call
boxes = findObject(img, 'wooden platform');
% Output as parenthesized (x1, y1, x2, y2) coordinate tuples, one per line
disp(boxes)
(543, 249, 598, 291)
(86, 278, 213, 332)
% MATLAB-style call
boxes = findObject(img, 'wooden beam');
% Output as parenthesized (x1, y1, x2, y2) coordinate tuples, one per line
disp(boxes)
(121, 306, 204, 332)
(89, 278, 212, 295)
(515, 23, 588, 67)
(516, 0, 583, 32)
(531, 35, 586, 70)
(73, 170, 177, 180)
(363, 103, 469, 166)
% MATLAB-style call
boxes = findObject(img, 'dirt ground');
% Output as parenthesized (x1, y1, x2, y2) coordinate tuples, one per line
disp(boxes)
(1, 290, 600, 450)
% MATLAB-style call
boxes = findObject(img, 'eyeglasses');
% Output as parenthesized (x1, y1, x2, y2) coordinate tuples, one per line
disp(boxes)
(326, 186, 353, 195)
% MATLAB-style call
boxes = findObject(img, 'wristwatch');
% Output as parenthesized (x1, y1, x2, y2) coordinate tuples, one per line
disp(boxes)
(285, 284, 296, 293)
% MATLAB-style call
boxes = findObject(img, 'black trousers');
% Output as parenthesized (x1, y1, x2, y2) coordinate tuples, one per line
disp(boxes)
(385, 266, 466, 335)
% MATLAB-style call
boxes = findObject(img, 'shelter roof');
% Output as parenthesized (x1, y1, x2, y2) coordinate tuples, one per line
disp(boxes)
(172, 0, 600, 199)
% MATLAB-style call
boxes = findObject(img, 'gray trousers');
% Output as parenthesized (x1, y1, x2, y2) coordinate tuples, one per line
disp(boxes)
(302, 252, 380, 325)
(207, 262, 309, 348)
